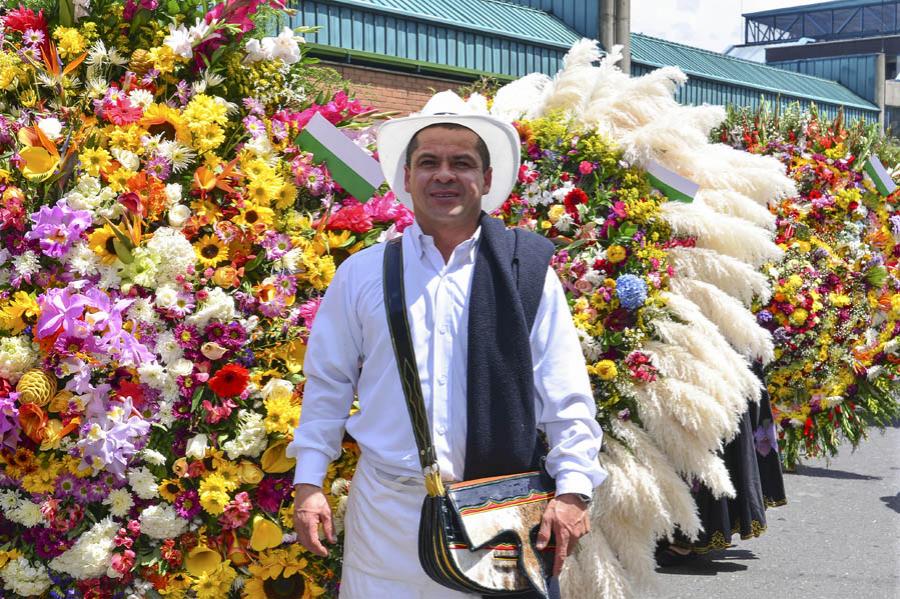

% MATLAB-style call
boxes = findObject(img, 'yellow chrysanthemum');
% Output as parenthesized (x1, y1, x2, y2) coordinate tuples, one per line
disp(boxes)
(303, 253, 336, 291)
(0, 291, 40, 335)
(241, 158, 276, 180)
(589, 360, 618, 381)
(79, 147, 112, 177)
(106, 124, 144, 153)
(53, 26, 87, 59)
(141, 103, 191, 144)
(183, 94, 229, 126)
(194, 234, 229, 268)
(87, 224, 120, 264)
(148, 45, 178, 74)
(107, 167, 137, 192)
(274, 181, 298, 210)
(190, 122, 225, 154)
(244, 177, 282, 207)
(199, 490, 230, 516)
(264, 394, 301, 436)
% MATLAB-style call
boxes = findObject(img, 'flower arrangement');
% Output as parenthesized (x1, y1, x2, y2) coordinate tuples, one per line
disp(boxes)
(0, 0, 397, 596)
(719, 105, 900, 468)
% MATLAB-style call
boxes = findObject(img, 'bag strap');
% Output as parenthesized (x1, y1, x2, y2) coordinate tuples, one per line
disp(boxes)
(383, 237, 445, 496)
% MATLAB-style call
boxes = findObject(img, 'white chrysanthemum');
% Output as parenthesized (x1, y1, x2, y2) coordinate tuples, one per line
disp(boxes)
(156, 399, 176, 427)
(128, 466, 159, 500)
(223, 410, 268, 459)
(144, 227, 195, 286)
(137, 362, 166, 391)
(139, 504, 189, 539)
(141, 448, 167, 467)
(159, 140, 196, 173)
(127, 297, 159, 326)
(49, 517, 119, 580)
(0, 336, 39, 384)
(103, 488, 134, 518)
(10, 501, 42, 527)
(0, 557, 51, 596)
(155, 331, 183, 364)
(186, 287, 236, 329)
(12, 250, 41, 281)
(0, 490, 20, 513)
(66, 242, 102, 278)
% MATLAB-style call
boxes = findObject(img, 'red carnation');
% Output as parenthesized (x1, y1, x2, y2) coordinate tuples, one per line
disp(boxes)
(563, 187, 589, 219)
(208, 364, 250, 398)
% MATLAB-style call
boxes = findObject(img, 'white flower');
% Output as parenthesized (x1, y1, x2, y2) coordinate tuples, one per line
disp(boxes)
(163, 23, 193, 58)
(164, 183, 183, 206)
(137, 362, 166, 391)
(155, 285, 179, 309)
(159, 140, 196, 173)
(12, 250, 41, 281)
(168, 204, 191, 228)
(11, 501, 42, 527)
(555, 212, 575, 233)
(270, 26, 303, 64)
(37, 117, 63, 139)
(261, 378, 293, 402)
(223, 410, 268, 459)
(140, 504, 189, 539)
(0, 557, 51, 596)
(243, 38, 268, 64)
(128, 89, 154, 108)
(141, 448, 167, 466)
(111, 148, 140, 171)
(155, 331, 183, 364)
(0, 336, 39, 384)
(187, 17, 212, 43)
(128, 466, 159, 500)
(185, 433, 208, 460)
(186, 287, 236, 329)
(144, 227, 196, 286)
(169, 358, 194, 377)
(103, 488, 134, 518)
(49, 517, 119, 580)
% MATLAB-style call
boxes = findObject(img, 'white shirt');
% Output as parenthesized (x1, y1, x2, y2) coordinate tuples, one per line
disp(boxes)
(288, 220, 606, 497)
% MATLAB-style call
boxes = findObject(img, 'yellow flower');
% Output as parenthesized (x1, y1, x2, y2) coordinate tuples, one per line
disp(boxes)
(79, 147, 112, 177)
(274, 181, 298, 209)
(141, 103, 191, 144)
(21, 458, 62, 494)
(19, 146, 59, 181)
(190, 122, 225, 153)
(158, 478, 183, 502)
(148, 45, 177, 74)
(606, 245, 627, 263)
(890, 294, 900, 319)
(87, 224, 121, 264)
(233, 202, 275, 231)
(241, 158, 276, 180)
(547, 204, 566, 224)
(244, 176, 282, 207)
(265, 394, 301, 436)
(194, 234, 229, 268)
(183, 94, 229, 126)
(107, 167, 137, 192)
(53, 27, 87, 59)
(790, 308, 809, 326)
(304, 253, 336, 290)
(199, 472, 236, 495)
(0, 291, 40, 335)
(590, 360, 618, 381)
(107, 124, 144, 153)
(191, 560, 236, 599)
(199, 490, 230, 515)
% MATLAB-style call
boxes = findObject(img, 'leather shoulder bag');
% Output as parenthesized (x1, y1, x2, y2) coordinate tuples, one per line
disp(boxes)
(382, 237, 558, 598)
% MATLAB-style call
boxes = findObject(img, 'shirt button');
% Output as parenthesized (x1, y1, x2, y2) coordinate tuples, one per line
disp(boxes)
(439, 325, 448, 334)
(438, 375, 447, 385)
(436, 425, 447, 435)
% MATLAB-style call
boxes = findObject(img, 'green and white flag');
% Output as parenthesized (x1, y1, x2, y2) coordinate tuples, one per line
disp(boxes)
(863, 155, 897, 196)
(296, 113, 385, 202)
(645, 160, 698, 203)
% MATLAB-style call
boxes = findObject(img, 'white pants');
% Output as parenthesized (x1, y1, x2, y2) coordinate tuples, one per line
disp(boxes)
(339, 458, 474, 598)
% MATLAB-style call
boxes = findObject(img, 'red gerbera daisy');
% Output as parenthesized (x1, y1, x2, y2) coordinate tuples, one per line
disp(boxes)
(3, 5, 48, 34)
(208, 364, 250, 398)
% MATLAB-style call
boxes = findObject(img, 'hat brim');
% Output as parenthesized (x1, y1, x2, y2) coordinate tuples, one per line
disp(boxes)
(376, 114, 521, 214)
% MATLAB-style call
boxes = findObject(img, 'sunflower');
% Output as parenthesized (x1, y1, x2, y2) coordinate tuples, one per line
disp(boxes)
(245, 176, 282, 207)
(233, 202, 275, 232)
(243, 547, 326, 599)
(88, 224, 121, 264)
(158, 478, 183, 502)
(140, 103, 191, 144)
(194, 234, 229, 268)
(0, 291, 40, 334)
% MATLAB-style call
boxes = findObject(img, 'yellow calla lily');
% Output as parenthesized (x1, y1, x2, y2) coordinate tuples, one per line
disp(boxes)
(250, 515, 282, 552)
(19, 146, 60, 181)
(184, 544, 222, 577)
(261, 439, 296, 473)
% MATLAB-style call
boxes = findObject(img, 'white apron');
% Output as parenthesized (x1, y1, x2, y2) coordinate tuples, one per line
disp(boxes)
(339, 457, 474, 598)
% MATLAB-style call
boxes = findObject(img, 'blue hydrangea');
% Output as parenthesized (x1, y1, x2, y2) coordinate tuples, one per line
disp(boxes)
(615, 274, 648, 311)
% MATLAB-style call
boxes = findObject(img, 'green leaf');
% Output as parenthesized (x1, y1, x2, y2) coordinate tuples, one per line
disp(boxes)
(244, 253, 265, 273)
(112, 238, 133, 264)
(191, 387, 204, 412)
(58, 0, 75, 27)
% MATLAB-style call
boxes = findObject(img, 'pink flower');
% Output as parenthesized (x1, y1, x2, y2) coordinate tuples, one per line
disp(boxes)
(578, 161, 594, 175)
(220, 491, 252, 529)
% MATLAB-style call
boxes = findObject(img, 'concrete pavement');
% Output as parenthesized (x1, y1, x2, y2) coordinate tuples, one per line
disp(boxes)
(652, 423, 900, 599)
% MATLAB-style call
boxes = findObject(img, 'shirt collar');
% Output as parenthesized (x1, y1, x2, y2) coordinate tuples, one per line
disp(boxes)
(408, 220, 482, 265)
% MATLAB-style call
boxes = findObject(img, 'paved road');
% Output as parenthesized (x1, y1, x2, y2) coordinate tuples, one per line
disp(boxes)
(652, 423, 900, 599)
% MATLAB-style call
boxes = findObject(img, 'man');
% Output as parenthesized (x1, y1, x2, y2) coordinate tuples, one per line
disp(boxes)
(288, 91, 605, 598)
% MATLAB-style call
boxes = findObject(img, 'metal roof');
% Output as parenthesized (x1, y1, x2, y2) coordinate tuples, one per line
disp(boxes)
(744, 0, 887, 19)
(319, 0, 581, 48)
(630, 33, 879, 111)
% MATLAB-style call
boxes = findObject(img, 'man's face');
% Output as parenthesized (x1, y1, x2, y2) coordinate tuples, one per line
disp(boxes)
(403, 126, 492, 230)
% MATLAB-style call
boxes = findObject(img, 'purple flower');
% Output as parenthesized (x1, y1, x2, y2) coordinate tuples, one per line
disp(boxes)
(221, 322, 247, 349)
(261, 232, 291, 260)
(173, 323, 201, 349)
(756, 309, 773, 326)
(25, 203, 92, 258)
(242, 97, 265, 116)
(36, 288, 89, 339)
(76, 396, 150, 479)
(754, 419, 778, 457)
(0, 395, 20, 451)
(54, 473, 80, 498)
(144, 154, 172, 180)
(22, 28, 44, 46)
(242, 115, 266, 138)
(174, 489, 200, 519)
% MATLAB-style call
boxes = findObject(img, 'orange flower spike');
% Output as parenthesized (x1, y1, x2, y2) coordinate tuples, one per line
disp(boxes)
(18, 403, 49, 444)
(62, 52, 87, 77)
(40, 40, 62, 76)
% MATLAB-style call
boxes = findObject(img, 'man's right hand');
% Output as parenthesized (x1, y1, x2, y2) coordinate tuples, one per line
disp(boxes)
(293, 483, 335, 557)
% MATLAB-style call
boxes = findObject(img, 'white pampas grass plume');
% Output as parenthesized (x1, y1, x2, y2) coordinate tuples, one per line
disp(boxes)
(541, 39, 602, 116)
(490, 73, 551, 120)
(613, 420, 701, 539)
(632, 382, 735, 497)
(668, 246, 772, 306)
(561, 525, 632, 599)
(695, 188, 777, 230)
(669, 278, 775, 363)
(661, 203, 782, 267)
(660, 292, 762, 403)
(464, 92, 489, 115)
(636, 378, 733, 449)
(585, 66, 687, 135)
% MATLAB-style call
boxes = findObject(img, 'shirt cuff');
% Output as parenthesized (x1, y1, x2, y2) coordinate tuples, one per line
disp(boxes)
(291, 449, 333, 487)
(554, 470, 596, 498)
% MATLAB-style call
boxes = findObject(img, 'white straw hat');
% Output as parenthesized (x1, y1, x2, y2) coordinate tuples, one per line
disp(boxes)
(376, 91, 520, 214)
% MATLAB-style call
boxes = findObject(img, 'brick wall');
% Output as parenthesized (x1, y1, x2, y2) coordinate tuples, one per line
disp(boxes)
(320, 63, 467, 114)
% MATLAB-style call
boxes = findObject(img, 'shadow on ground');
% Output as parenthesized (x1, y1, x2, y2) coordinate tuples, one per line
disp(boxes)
(880, 493, 900, 514)
(655, 549, 755, 576)
(789, 464, 882, 480)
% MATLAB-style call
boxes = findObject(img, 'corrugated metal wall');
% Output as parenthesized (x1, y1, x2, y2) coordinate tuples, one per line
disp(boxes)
(288, 1, 569, 76)
(632, 62, 880, 123)
(769, 54, 881, 104)
(499, 0, 600, 39)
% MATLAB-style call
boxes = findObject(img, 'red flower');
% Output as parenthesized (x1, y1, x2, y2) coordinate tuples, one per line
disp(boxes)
(326, 203, 373, 233)
(208, 364, 250, 398)
(3, 5, 47, 33)
(563, 187, 589, 218)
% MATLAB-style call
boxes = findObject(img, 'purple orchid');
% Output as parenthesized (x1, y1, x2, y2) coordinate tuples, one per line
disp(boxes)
(754, 419, 778, 457)
(76, 396, 150, 478)
(0, 394, 20, 451)
(36, 288, 89, 339)
(25, 202, 92, 258)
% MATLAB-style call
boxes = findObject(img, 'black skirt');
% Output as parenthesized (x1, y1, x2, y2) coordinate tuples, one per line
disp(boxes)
(674, 365, 786, 553)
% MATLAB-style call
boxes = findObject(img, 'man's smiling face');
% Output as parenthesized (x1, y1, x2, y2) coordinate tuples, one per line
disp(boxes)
(403, 126, 492, 230)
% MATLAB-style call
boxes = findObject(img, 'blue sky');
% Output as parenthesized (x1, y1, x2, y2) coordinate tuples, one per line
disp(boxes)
(632, 0, 815, 52)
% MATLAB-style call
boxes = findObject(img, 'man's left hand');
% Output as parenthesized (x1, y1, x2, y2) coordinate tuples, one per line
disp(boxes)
(535, 493, 591, 576)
